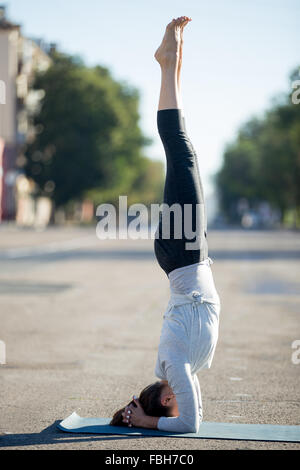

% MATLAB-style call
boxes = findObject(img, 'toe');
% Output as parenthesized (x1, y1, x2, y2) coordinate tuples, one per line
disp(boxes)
(166, 18, 176, 30)
(180, 16, 191, 30)
(177, 17, 186, 27)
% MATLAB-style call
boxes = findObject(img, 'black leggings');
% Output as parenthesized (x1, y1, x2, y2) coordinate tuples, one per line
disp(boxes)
(154, 109, 208, 276)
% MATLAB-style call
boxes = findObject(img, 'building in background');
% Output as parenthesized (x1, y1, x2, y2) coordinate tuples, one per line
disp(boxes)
(0, 5, 52, 223)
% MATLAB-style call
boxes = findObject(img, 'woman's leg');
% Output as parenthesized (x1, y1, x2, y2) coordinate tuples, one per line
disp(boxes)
(154, 17, 208, 276)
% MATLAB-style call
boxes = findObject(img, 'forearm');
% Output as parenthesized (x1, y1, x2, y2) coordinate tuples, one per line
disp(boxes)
(141, 415, 159, 429)
(158, 364, 201, 434)
(157, 415, 199, 434)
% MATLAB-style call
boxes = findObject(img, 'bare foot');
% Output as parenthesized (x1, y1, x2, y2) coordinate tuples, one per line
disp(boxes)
(154, 17, 191, 68)
(177, 17, 191, 88)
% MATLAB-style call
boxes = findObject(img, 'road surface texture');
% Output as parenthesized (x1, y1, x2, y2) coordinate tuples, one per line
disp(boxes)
(0, 224, 299, 450)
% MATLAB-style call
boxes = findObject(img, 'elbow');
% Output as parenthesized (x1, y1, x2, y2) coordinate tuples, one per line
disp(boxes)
(188, 415, 202, 434)
(185, 423, 199, 434)
(182, 418, 201, 434)
(178, 411, 203, 434)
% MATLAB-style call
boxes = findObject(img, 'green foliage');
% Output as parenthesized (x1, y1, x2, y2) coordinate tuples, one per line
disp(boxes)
(25, 51, 163, 209)
(216, 66, 300, 226)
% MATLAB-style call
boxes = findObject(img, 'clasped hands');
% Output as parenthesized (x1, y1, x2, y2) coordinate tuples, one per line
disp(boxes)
(122, 396, 146, 428)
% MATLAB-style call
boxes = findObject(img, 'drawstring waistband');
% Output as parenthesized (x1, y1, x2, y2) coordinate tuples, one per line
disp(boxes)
(168, 289, 220, 308)
(167, 256, 219, 307)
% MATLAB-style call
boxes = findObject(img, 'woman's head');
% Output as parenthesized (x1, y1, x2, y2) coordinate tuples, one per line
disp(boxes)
(110, 380, 178, 426)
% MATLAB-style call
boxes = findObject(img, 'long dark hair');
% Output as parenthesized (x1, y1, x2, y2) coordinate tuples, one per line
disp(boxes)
(110, 381, 169, 426)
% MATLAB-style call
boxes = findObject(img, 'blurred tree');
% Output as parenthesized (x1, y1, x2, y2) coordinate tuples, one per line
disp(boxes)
(25, 52, 163, 210)
(216, 118, 263, 223)
(86, 156, 165, 208)
(216, 66, 300, 226)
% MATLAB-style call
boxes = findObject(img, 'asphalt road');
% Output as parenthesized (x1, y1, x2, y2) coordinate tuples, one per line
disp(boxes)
(0, 225, 299, 450)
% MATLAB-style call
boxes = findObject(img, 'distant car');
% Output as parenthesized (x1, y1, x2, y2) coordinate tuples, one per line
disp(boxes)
(241, 211, 260, 229)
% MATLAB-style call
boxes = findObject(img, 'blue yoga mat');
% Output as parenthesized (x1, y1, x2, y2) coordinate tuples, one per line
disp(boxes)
(57, 412, 300, 442)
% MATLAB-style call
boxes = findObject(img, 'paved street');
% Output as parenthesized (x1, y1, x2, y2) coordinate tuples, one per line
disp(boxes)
(0, 225, 299, 450)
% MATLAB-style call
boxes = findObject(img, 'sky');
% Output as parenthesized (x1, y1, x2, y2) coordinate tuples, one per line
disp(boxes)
(4, 0, 300, 200)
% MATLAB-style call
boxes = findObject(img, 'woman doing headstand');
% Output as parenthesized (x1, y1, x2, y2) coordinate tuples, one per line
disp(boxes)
(110, 16, 221, 434)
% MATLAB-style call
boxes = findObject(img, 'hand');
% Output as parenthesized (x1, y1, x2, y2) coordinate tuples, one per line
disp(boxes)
(122, 396, 147, 428)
